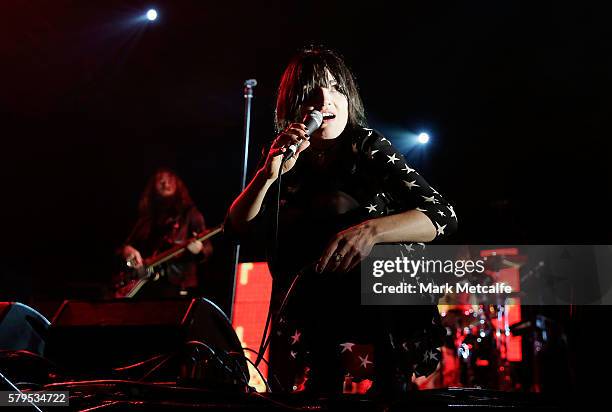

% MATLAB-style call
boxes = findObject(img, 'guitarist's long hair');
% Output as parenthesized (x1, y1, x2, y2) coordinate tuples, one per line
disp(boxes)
(138, 168, 195, 226)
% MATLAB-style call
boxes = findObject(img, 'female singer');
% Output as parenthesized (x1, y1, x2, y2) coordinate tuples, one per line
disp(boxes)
(227, 47, 457, 395)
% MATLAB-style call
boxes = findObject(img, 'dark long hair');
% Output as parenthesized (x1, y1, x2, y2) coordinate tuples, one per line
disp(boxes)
(137, 168, 194, 222)
(275, 47, 367, 133)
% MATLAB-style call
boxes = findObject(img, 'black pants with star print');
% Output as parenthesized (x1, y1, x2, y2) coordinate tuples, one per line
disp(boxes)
(268, 268, 442, 394)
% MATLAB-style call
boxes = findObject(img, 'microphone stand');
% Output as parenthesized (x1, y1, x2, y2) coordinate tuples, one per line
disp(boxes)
(228, 79, 257, 321)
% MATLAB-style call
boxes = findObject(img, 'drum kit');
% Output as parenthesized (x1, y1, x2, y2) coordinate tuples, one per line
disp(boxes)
(439, 250, 529, 390)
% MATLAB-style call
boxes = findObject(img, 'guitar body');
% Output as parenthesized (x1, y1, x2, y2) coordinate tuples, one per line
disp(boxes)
(112, 266, 159, 298)
(113, 277, 150, 298)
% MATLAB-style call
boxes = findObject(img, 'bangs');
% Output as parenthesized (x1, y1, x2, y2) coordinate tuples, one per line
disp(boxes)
(296, 56, 348, 104)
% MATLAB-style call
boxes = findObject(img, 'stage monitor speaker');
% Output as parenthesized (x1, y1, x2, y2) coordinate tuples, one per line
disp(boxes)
(44, 298, 247, 382)
(0, 302, 50, 356)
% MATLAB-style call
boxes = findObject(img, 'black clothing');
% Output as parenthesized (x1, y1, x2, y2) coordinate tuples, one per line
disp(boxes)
(243, 126, 458, 391)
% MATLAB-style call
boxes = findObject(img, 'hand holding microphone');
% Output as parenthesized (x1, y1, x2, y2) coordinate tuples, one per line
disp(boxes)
(262, 110, 325, 181)
(283, 110, 324, 159)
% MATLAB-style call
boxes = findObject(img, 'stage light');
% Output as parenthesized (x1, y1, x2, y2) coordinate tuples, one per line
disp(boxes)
(146, 9, 158, 21)
(417, 132, 430, 144)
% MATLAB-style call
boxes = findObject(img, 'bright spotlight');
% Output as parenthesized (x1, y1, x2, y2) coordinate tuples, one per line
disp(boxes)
(417, 132, 430, 144)
(146, 9, 158, 21)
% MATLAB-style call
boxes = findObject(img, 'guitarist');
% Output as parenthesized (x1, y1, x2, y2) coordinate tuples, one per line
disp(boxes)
(119, 168, 212, 298)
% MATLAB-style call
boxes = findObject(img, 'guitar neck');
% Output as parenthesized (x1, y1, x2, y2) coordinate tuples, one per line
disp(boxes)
(147, 225, 223, 269)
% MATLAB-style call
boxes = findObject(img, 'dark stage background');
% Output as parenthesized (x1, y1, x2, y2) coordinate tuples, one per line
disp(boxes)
(1, 1, 611, 317)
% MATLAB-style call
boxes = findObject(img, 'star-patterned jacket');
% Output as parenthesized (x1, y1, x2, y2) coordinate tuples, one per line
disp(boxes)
(261, 125, 458, 283)
(242, 126, 458, 388)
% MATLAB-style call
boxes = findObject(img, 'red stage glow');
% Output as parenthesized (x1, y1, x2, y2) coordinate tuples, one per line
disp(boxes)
(231, 262, 273, 392)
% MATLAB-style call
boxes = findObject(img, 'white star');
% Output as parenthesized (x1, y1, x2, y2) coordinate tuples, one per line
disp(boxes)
(437, 210, 446, 217)
(370, 149, 379, 156)
(339, 342, 355, 353)
(429, 350, 439, 361)
(402, 342, 409, 351)
(290, 351, 297, 359)
(435, 222, 447, 236)
(423, 351, 430, 361)
(447, 205, 456, 218)
(416, 207, 427, 213)
(422, 195, 437, 203)
(404, 243, 415, 253)
(380, 137, 392, 145)
(401, 164, 415, 174)
(290, 330, 301, 345)
(359, 354, 373, 368)
(366, 204, 378, 213)
(387, 153, 399, 164)
(414, 341, 421, 349)
(403, 180, 419, 190)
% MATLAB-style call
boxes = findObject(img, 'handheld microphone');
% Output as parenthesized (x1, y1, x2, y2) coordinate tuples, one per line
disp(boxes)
(283, 110, 324, 159)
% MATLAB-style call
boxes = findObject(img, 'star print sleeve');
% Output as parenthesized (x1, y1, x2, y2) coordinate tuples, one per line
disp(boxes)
(361, 129, 458, 239)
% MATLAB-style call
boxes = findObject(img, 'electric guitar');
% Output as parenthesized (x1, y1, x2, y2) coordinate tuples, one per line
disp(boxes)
(112, 225, 223, 298)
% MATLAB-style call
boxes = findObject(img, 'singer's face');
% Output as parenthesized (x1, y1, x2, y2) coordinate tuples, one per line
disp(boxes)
(301, 71, 348, 140)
